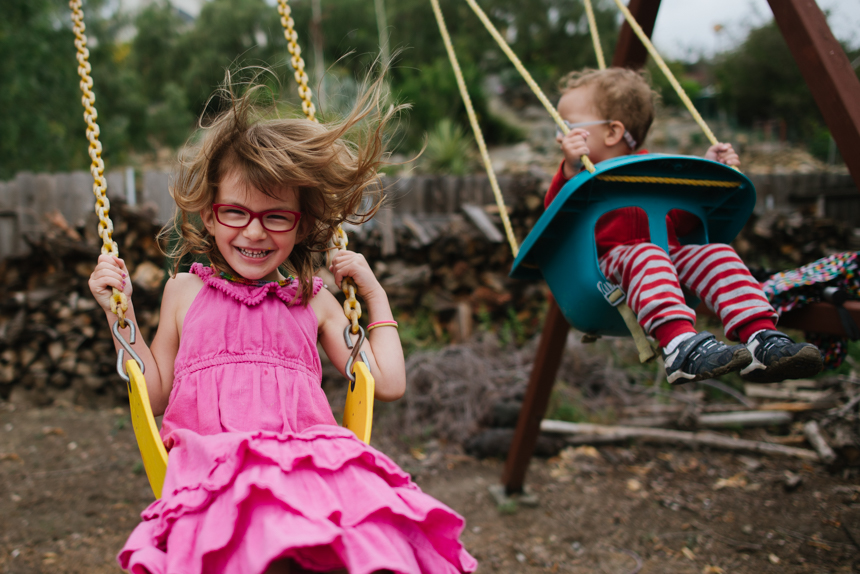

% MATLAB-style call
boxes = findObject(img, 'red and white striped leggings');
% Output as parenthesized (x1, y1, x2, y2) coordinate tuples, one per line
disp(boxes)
(599, 243, 777, 341)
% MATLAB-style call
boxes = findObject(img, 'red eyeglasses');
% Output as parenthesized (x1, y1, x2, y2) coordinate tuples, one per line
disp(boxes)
(212, 204, 302, 233)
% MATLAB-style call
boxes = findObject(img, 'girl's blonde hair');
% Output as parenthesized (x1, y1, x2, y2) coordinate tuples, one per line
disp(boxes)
(558, 68, 658, 150)
(164, 69, 402, 304)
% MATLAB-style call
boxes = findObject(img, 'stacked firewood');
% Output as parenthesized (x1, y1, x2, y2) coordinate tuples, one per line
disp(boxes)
(734, 209, 856, 275)
(0, 175, 552, 407)
(0, 203, 166, 406)
(347, 174, 550, 343)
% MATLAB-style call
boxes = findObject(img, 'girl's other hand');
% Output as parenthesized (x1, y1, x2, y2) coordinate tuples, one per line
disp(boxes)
(558, 128, 590, 179)
(88, 254, 132, 313)
(705, 142, 741, 167)
(329, 251, 383, 302)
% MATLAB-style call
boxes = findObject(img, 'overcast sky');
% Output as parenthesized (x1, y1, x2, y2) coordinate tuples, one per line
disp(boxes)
(648, 0, 860, 61)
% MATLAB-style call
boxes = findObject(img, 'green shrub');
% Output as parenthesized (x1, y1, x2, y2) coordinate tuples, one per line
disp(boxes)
(420, 118, 476, 175)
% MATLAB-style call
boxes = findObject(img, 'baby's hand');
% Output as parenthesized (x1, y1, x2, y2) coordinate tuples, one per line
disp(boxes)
(705, 142, 740, 167)
(329, 251, 383, 302)
(557, 128, 591, 179)
(88, 254, 132, 314)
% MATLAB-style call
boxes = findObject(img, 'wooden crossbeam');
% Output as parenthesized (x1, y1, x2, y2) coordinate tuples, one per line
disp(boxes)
(610, 0, 662, 69)
(767, 0, 860, 190)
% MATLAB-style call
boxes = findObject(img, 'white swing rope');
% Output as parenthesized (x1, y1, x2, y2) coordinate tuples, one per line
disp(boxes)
(583, 0, 607, 70)
(429, 0, 521, 257)
(610, 0, 739, 171)
(461, 0, 597, 175)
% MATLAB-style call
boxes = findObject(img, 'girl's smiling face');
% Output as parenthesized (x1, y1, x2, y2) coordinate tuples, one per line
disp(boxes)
(201, 170, 302, 282)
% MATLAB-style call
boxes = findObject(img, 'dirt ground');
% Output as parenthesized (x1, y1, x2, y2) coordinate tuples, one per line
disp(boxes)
(0, 401, 858, 573)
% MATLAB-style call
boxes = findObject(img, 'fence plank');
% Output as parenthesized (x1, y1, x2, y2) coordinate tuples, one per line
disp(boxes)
(142, 171, 173, 224)
(0, 180, 19, 259)
(1, 168, 857, 258)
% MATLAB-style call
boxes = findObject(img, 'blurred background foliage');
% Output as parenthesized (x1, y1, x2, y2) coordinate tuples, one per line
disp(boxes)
(1, 0, 858, 179)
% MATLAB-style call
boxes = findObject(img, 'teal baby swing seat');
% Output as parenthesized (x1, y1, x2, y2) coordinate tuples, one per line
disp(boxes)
(510, 154, 757, 337)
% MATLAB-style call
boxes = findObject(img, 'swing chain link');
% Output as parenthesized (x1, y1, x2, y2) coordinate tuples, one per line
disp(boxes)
(333, 227, 361, 334)
(277, 0, 360, 336)
(70, 0, 128, 329)
(277, 0, 317, 122)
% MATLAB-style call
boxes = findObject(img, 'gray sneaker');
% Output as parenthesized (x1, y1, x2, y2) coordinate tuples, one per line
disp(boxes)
(740, 330, 823, 383)
(663, 331, 752, 385)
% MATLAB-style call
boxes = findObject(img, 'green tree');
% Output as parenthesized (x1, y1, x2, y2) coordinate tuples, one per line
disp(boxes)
(0, 0, 84, 178)
(177, 0, 285, 118)
(716, 21, 823, 134)
(1, 0, 623, 179)
(130, 1, 187, 103)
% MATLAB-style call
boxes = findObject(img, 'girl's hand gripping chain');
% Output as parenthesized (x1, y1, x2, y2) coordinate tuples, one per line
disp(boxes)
(329, 251, 384, 305)
(317, 250, 406, 402)
(89, 254, 181, 416)
(89, 254, 133, 312)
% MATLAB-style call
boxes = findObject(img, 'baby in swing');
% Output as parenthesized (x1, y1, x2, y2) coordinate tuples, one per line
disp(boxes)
(546, 68, 823, 385)
(89, 73, 477, 574)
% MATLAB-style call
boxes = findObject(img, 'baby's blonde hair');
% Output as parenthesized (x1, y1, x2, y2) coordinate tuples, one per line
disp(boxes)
(164, 69, 402, 304)
(559, 68, 657, 149)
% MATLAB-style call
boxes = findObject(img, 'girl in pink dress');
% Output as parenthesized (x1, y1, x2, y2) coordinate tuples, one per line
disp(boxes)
(88, 78, 478, 574)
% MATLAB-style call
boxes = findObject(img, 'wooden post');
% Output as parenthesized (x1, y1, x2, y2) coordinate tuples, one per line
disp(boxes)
(778, 301, 860, 336)
(610, 0, 663, 69)
(767, 0, 860, 191)
(501, 298, 569, 494)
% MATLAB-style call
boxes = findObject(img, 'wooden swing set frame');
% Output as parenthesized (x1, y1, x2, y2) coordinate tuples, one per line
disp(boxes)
(500, 0, 860, 496)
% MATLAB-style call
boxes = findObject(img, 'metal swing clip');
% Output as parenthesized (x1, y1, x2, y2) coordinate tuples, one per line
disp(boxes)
(343, 325, 370, 387)
(112, 320, 145, 383)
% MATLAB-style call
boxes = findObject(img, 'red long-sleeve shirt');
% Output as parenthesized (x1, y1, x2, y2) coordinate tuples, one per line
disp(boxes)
(543, 157, 701, 257)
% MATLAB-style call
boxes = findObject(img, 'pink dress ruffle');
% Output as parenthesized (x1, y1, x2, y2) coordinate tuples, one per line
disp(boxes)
(119, 264, 477, 574)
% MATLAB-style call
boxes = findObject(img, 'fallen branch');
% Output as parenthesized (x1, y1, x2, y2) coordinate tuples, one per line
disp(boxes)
(618, 410, 792, 429)
(540, 419, 820, 461)
(697, 379, 755, 407)
(744, 384, 829, 402)
(758, 401, 827, 412)
(828, 392, 860, 420)
(697, 410, 792, 428)
(803, 420, 837, 464)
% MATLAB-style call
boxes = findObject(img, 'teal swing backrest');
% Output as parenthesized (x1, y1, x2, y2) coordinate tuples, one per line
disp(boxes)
(511, 154, 756, 337)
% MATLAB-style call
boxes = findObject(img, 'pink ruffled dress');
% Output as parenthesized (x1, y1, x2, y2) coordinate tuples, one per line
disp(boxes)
(118, 263, 477, 574)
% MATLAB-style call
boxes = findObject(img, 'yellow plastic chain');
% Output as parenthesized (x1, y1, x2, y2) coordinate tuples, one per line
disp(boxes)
(333, 227, 361, 333)
(610, 0, 739, 172)
(429, 0, 520, 257)
(596, 175, 741, 188)
(277, 0, 317, 121)
(277, 0, 361, 333)
(70, 0, 128, 328)
(462, 0, 595, 174)
(583, 0, 606, 70)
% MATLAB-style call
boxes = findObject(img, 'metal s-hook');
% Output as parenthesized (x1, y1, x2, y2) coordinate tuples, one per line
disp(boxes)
(112, 320, 146, 383)
(343, 324, 370, 388)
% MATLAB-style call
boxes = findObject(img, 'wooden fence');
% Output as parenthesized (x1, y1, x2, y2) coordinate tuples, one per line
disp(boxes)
(0, 168, 856, 260)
